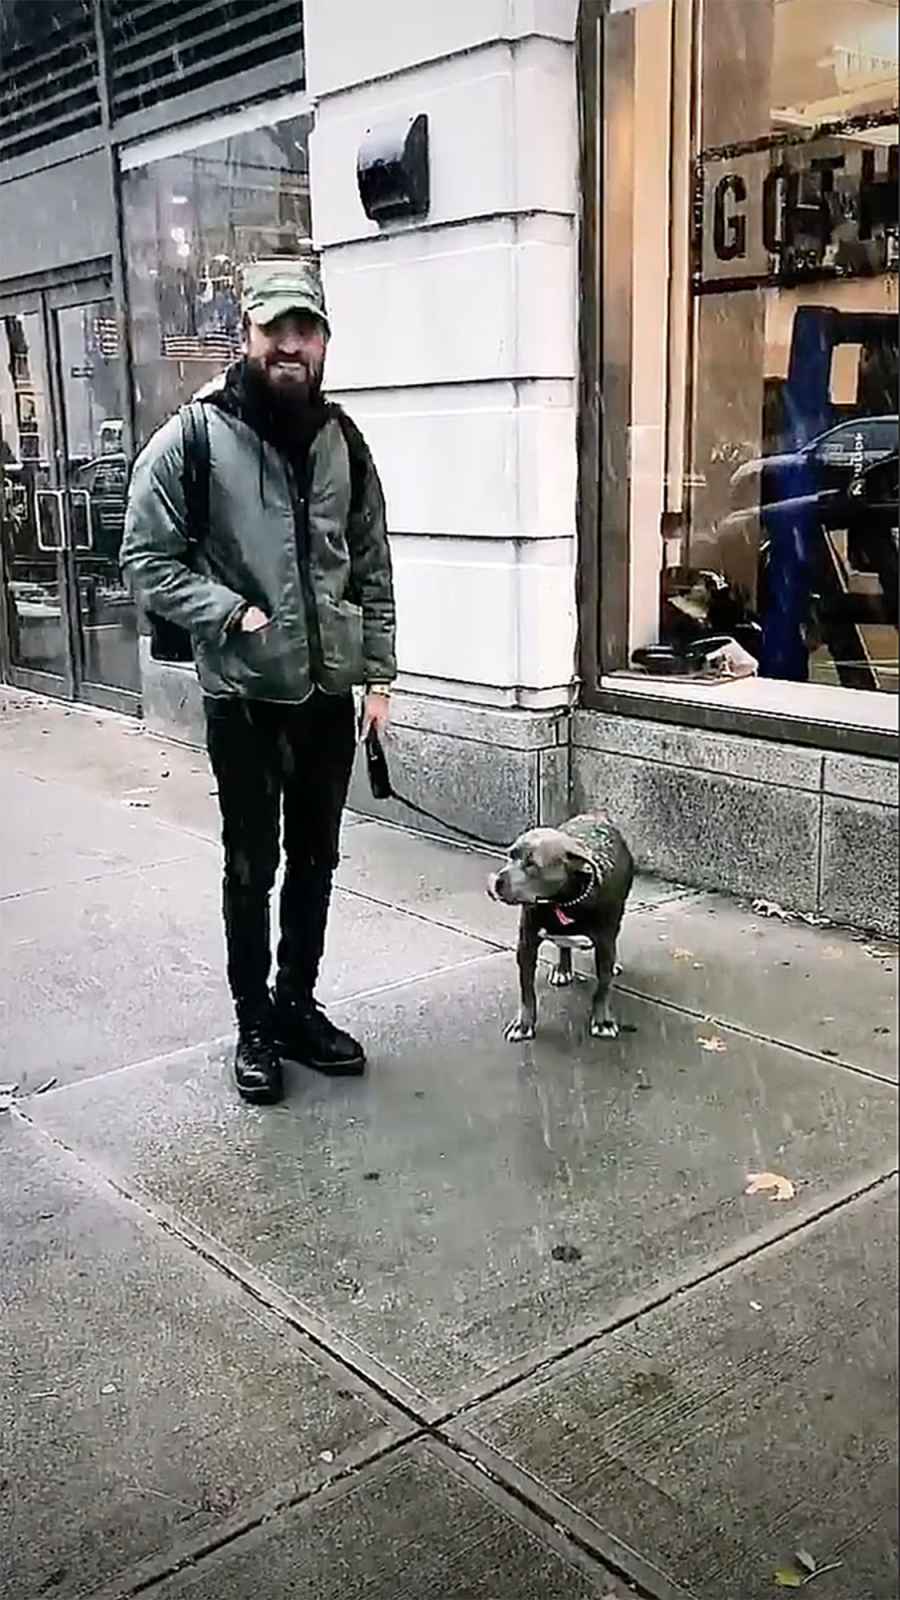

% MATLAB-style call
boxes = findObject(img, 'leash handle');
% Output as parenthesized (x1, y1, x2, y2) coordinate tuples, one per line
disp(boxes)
(364, 727, 509, 850)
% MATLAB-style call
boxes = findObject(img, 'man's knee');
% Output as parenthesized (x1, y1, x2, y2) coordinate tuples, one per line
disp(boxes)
(288, 842, 340, 879)
(223, 839, 279, 895)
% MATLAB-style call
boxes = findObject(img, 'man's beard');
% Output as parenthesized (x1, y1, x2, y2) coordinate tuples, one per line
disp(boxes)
(244, 355, 324, 420)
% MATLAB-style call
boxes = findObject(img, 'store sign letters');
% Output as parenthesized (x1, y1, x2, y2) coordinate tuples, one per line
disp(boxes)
(696, 126, 899, 290)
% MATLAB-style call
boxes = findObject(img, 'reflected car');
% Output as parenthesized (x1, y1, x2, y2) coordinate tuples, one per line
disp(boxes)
(726, 414, 898, 528)
(72, 451, 128, 560)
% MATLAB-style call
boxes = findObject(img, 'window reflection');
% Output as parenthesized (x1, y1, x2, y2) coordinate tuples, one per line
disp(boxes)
(122, 114, 312, 444)
(57, 300, 140, 693)
(661, 0, 899, 693)
(0, 313, 67, 676)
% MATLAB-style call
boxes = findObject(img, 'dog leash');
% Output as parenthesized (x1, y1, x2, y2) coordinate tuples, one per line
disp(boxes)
(364, 728, 512, 850)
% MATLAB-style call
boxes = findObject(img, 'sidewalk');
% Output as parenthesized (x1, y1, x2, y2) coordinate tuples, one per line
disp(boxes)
(1, 685, 897, 1600)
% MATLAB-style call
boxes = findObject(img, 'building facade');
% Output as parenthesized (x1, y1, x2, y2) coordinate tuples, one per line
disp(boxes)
(1, 0, 897, 933)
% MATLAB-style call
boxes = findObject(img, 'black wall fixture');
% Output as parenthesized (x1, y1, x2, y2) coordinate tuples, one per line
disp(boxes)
(357, 113, 430, 223)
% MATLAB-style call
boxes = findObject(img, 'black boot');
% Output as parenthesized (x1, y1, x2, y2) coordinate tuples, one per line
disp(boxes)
(234, 1015, 284, 1104)
(272, 992, 365, 1076)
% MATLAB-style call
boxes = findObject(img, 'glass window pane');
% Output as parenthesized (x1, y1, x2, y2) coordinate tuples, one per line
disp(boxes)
(670, 0, 899, 694)
(56, 299, 139, 694)
(0, 312, 68, 677)
(122, 112, 312, 444)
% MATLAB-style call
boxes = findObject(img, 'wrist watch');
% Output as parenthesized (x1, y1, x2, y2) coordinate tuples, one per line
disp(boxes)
(367, 684, 392, 697)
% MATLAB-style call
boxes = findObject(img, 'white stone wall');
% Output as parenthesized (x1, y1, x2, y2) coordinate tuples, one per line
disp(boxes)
(305, 1, 579, 709)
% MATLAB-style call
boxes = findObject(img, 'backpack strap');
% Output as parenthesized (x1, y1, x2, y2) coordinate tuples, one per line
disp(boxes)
(179, 400, 210, 545)
(331, 404, 368, 519)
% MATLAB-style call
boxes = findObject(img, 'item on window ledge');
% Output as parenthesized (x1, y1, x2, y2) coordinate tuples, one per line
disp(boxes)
(631, 634, 758, 681)
(700, 639, 759, 679)
(661, 566, 763, 661)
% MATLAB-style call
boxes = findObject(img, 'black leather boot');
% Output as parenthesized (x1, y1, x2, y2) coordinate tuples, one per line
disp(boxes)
(234, 1016, 284, 1104)
(272, 992, 365, 1076)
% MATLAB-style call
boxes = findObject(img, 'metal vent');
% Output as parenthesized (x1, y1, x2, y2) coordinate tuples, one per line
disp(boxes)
(108, 0, 304, 122)
(0, 0, 101, 164)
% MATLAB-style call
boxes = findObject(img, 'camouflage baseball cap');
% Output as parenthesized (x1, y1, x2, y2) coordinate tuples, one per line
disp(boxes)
(241, 255, 330, 333)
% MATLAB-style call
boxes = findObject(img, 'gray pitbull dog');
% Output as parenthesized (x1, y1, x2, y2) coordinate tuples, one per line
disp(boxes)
(488, 813, 634, 1042)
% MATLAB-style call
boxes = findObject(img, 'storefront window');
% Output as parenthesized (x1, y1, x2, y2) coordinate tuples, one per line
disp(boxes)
(667, 0, 899, 693)
(604, 0, 898, 698)
(122, 110, 312, 445)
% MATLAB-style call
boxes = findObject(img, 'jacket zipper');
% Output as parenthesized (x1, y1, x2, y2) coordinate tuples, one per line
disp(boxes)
(290, 460, 324, 677)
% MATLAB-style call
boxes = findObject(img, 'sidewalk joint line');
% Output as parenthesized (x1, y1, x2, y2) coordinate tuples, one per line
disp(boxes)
(615, 982, 899, 1088)
(0, 855, 199, 906)
(90, 1433, 419, 1600)
(433, 1167, 899, 1425)
(333, 879, 511, 950)
(16, 1108, 894, 1600)
(16, 1109, 688, 1600)
(22, 950, 506, 1099)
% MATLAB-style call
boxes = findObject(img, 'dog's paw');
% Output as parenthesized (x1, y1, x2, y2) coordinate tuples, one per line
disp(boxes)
(548, 967, 574, 988)
(504, 1018, 536, 1043)
(590, 1017, 620, 1040)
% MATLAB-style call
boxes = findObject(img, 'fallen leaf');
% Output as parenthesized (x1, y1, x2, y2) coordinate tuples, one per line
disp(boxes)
(774, 1567, 805, 1588)
(698, 1035, 727, 1053)
(749, 1300, 763, 1312)
(795, 1550, 817, 1576)
(746, 1171, 796, 1202)
(319, 1450, 335, 1464)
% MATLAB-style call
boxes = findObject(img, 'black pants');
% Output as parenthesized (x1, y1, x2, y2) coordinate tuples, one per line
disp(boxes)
(204, 692, 356, 1023)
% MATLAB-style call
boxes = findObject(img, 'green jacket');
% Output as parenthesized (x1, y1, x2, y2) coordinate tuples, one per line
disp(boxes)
(121, 379, 396, 702)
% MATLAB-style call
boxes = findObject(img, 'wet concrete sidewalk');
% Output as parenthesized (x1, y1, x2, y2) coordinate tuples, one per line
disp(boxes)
(1, 687, 897, 1600)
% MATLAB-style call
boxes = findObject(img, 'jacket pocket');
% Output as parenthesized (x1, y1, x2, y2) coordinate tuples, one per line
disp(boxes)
(315, 597, 364, 691)
(218, 618, 308, 699)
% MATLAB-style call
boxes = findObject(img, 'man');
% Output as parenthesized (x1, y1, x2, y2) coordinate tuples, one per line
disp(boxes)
(121, 256, 395, 1106)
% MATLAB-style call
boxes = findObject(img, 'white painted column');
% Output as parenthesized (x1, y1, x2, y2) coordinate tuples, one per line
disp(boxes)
(304, 0, 579, 712)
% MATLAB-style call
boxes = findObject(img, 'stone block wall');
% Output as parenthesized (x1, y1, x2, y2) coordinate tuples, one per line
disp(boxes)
(572, 711, 899, 937)
(142, 646, 898, 936)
